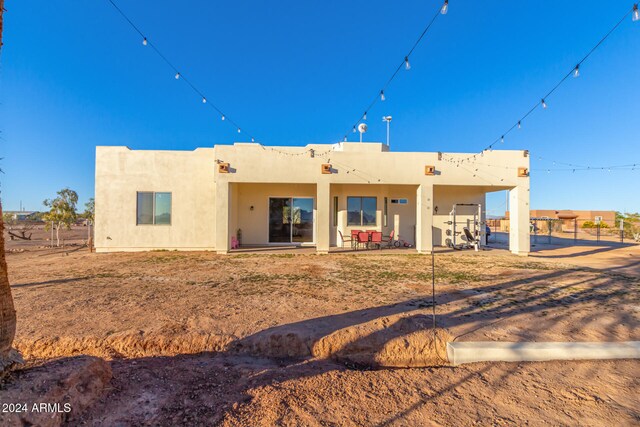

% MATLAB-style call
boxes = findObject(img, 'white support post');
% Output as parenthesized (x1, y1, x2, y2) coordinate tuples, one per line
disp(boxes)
(416, 184, 434, 254)
(316, 181, 331, 253)
(215, 181, 230, 254)
(509, 185, 530, 255)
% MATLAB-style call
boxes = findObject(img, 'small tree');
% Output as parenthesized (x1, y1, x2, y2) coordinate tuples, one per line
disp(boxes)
(43, 188, 78, 247)
(82, 198, 95, 250)
(82, 198, 95, 224)
(1, 212, 15, 228)
(616, 211, 640, 238)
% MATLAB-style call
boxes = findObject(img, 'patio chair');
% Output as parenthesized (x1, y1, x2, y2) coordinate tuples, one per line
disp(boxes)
(370, 231, 383, 249)
(382, 230, 395, 248)
(356, 231, 370, 250)
(338, 230, 353, 248)
(463, 227, 480, 251)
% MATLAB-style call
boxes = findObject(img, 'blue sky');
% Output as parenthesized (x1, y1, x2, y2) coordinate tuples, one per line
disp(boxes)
(1, 1, 638, 214)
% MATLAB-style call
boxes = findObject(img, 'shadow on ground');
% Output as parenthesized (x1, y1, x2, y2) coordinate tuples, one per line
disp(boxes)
(5, 247, 640, 425)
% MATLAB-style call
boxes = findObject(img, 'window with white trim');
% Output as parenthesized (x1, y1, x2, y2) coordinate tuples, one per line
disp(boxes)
(347, 196, 377, 226)
(137, 192, 172, 225)
(390, 198, 408, 205)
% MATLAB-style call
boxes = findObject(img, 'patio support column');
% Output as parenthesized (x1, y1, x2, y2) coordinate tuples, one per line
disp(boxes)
(215, 181, 230, 254)
(509, 184, 530, 256)
(316, 181, 331, 254)
(416, 183, 434, 254)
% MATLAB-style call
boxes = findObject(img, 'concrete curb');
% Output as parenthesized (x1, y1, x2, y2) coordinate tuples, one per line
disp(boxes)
(447, 341, 640, 365)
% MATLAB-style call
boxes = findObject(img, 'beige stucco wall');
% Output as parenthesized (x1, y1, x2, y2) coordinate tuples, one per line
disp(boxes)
(94, 147, 217, 251)
(95, 142, 530, 254)
(234, 183, 316, 245)
(330, 184, 418, 246)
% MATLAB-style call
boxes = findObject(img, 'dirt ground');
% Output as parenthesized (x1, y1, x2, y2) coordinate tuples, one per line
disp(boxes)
(2, 230, 639, 426)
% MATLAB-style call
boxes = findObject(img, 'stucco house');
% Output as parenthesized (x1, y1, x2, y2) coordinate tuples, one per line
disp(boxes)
(94, 142, 530, 255)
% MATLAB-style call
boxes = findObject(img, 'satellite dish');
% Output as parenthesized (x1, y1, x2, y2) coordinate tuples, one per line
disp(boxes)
(357, 123, 368, 143)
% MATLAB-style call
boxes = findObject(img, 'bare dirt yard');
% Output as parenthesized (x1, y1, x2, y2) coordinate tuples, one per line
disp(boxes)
(2, 233, 639, 426)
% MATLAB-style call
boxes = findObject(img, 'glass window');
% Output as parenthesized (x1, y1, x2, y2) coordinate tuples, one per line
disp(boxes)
(346, 196, 377, 226)
(362, 197, 377, 226)
(137, 191, 172, 225)
(154, 192, 172, 225)
(384, 197, 388, 227)
(137, 192, 154, 225)
(333, 196, 338, 227)
(347, 197, 362, 226)
(391, 198, 408, 205)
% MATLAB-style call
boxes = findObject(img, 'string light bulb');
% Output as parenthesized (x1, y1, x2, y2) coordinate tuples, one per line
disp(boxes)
(518, 121, 522, 129)
(541, 98, 547, 109)
(405, 56, 411, 70)
(380, 90, 385, 101)
(363, 112, 367, 120)
(174, 72, 180, 80)
(501, 135, 504, 144)
(142, 37, 148, 46)
(353, 126, 356, 133)
(237, 128, 241, 133)
(633, 4, 639, 21)
(221, 115, 225, 121)
(573, 64, 580, 78)
(202, 97, 207, 104)
(441, 0, 449, 15)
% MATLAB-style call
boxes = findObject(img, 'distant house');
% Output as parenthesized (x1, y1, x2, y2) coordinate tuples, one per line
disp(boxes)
(506, 210, 616, 227)
(95, 142, 531, 254)
(3, 211, 40, 221)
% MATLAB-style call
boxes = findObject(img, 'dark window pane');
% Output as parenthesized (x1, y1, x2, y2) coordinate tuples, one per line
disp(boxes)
(384, 197, 388, 227)
(155, 192, 172, 225)
(347, 197, 362, 226)
(362, 197, 377, 226)
(137, 192, 154, 225)
(269, 198, 291, 242)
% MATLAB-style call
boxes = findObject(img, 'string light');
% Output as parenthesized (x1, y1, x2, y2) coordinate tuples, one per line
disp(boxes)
(440, 3, 636, 167)
(467, 154, 639, 174)
(441, 0, 449, 15)
(363, 112, 367, 120)
(107, 0, 259, 144)
(110, 0, 636, 167)
(340, 3, 442, 143)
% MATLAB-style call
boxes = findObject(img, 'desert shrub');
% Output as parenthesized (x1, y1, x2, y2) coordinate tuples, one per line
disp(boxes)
(582, 220, 609, 229)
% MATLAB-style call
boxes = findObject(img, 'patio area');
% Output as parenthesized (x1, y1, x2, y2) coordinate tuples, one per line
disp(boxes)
(229, 244, 419, 255)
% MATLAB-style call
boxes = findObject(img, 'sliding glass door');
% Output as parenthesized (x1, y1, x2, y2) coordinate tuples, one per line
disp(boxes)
(269, 197, 314, 243)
